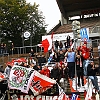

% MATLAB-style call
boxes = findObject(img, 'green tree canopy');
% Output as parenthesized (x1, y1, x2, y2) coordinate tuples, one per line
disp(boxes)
(0, 0, 47, 47)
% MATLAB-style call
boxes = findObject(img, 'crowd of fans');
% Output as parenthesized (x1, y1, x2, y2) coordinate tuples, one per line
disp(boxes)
(0, 42, 14, 55)
(0, 35, 100, 95)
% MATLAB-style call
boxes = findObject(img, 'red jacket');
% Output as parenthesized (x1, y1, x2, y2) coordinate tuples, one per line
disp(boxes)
(40, 68, 50, 77)
(78, 46, 90, 60)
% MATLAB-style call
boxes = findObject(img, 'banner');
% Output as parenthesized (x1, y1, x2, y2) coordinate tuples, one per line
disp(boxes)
(10, 94, 69, 100)
(8, 65, 35, 93)
(30, 71, 56, 96)
(80, 28, 89, 41)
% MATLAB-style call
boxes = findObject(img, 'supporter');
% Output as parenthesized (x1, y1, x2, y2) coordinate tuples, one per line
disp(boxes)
(87, 60, 99, 76)
(78, 41, 90, 76)
(29, 48, 35, 57)
(59, 64, 68, 86)
(36, 64, 42, 72)
(23, 62, 29, 68)
(4, 64, 12, 77)
(37, 55, 42, 66)
(50, 63, 61, 94)
(0, 65, 4, 73)
(76, 54, 84, 87)
(10, 42, 14, 54)
(41, 55, 46, 65)
(54, 40, 59, 51)
(65, 47, 75, 79)
(64, 40, 68, 50)
(87, 60, 100, 93)
(40, 65, 50, 77)
(0, 43, 4, 54)
(40, 65, 51, 94)
(30, 58, 36, 65)
(52, 50, 59, 62)
(58, 50, 65, 62)
(59, 41, 63, 50)
(4, 43, 7, 53)
(51, 63, 61, 81)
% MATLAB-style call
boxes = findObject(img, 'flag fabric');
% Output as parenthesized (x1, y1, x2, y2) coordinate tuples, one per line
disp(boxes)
(8, 65, 35, 93)
(30, 70, 56, 96)
(14, 58, 26, 63)
(85, 82, 93, 100)
(6, 61, 14, 66)
(96, 92, 99, 100)
(41, 35, 53, 53)
(47, 50, 54, 63)
(0, 72, 7, 82)
(57, 85, 69, 100)
(71, 93, 78, 100)
(80, 28, 89, 42)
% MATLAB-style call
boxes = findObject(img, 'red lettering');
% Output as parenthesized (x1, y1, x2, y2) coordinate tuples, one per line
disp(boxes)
(81, 8, 100, 15)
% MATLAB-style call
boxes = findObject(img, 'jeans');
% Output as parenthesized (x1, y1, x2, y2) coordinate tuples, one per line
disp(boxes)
(89, 76, 99, 91)
(83, 60, 89, 76)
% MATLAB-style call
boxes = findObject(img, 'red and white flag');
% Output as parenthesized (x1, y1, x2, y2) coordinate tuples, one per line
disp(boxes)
(14, 58, 26, 63)
(0, 72, 6, 82)
(39, 33, 53, 53)
(8, 65, 35, 93)
(30, 71, 56, 96)
(85, 82, 93, 100)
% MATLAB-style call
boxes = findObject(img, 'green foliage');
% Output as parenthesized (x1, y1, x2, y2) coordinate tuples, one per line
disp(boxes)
(0, 0, 47, 47)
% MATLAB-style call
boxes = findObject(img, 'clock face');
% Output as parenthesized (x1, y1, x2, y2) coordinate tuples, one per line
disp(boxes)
(24, 31, 30, 38)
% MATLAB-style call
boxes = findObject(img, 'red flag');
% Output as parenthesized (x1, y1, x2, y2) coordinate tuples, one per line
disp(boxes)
(14, 58, 26, 63)
(40, 35, 52, 53)
(41, 38, 50, 53)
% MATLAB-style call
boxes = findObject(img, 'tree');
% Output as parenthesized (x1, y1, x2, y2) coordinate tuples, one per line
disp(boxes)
(0, 0, 47, 47)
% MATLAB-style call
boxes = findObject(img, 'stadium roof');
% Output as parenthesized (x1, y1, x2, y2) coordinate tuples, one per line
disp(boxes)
(56, 0, 100, 18)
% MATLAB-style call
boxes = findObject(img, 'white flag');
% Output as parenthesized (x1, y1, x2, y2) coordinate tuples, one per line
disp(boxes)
(85, 82, 93, 100)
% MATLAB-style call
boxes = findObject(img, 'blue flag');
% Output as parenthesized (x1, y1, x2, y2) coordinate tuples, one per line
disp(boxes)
(71, 93, 77, 100)
(47, 51, 54, 63)
(80, 28, 89, 41)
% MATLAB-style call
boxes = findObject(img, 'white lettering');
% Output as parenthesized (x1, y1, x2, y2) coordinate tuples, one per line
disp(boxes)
(24, 95, 30, 100)
(36, 95, 41, 100)
(41, 96, 45, 100)
(52, 96, 58, 100)
(18, 95, 60, 100)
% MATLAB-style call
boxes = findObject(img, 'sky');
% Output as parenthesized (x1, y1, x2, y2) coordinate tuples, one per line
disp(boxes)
(26, 0, 61, 32)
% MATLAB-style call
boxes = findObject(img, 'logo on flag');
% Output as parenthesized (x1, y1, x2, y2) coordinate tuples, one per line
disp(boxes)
(8, 65, 35, 93)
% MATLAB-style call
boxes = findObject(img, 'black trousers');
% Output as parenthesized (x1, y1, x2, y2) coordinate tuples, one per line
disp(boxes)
(67, 62, 75, 79)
